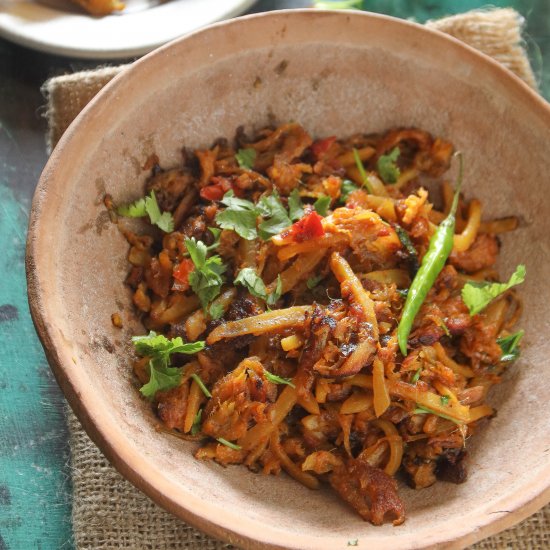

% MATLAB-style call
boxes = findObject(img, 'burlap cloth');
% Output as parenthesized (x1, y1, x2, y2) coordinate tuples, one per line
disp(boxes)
(43, 9, 548, 549)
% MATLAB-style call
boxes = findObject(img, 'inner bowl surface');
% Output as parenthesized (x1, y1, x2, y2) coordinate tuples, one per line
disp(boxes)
(27, 10, 550, 549)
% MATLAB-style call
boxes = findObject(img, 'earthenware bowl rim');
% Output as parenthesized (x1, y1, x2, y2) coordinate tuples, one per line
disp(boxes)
(26, 9, 550, 549)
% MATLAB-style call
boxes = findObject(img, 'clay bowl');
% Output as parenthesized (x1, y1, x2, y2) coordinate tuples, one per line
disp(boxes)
(27, 9, 550, 549)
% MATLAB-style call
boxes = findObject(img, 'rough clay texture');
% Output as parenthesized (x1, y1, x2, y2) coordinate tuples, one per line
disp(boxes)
(40, 8, 548, 550)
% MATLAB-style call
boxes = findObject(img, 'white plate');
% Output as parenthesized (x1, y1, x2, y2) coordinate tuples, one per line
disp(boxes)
(0, 0, 258, 58)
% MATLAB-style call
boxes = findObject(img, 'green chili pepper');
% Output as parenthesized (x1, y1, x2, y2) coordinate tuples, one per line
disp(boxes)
(397, 153, 463, 356)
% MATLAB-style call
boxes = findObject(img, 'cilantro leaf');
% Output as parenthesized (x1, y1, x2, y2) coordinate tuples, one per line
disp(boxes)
(216, 437, 242, 451)
(234, 267, 268, 301)
(117, 197, 147, 217)
(132, 331, 204, 357)
(145, 191, 174, 232)
(235, 148, 257, 170)
(377, 147, 401, 184)
(234, 268, 282, 306)
(185, 237, 207, 267)
(258, 192, 292, 240)
(117, 190, 174, 232)
(497, 329, 524, 362)
(188, 258, 225, 309)
(215, 190, 258, 240)
(266, 275, 283, 307)
(208, 302, 225, 320)
(264, 369, 295, 388)
(288, 189, 304, 221)
(306, 275, 323, 289)
(132, 331, 204, 399)
(462, 265, 526, 316)
(185, 237, 226, 309)
(339, 179, 359, 204)
(313, 195, 331, 216)
(208, 227, 222, 245)
(140, 361, 182, 398)
(440, 395, 450, 406)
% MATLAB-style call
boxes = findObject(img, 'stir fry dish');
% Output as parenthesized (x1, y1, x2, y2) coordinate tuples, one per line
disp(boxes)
(69, 0, 124, 15)
(111, 123, 525, 526)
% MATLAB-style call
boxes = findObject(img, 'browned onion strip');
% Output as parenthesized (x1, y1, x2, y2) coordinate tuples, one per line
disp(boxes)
(276, 233, 349, 261)
(373, 358, 391, 417)
(269, 429, 319, 490)
(206, 306, 312, 344)
(330, 337, 376, 378)
(268, 249, 327, 294)
(239, 384, 297, 451)
(330, 252, 379, 339)
(373, 419, 404, 476)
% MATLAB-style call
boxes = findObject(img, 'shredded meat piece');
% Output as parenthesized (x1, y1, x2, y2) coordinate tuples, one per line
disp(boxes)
(436, 450, 468, 484)
(195, 148, 218, 187)
(330, 458, 405, 525)
(146, 168, 194, 212)
(156, 383, 189, 431)
(402, 457, 437, 489)
(449, 234, 499, 273)
(301, 304, 336, 372)
(460, 318, 502, 370)
(267, 157, 312, 194)
(329, 208, 401, 270)
(202, 357, 276, 442)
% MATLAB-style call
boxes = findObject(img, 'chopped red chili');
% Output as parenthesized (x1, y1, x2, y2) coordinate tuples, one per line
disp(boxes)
(286, 210, 325, 242)
(172, 258, 194, 291)
(311, 136, 337, 159)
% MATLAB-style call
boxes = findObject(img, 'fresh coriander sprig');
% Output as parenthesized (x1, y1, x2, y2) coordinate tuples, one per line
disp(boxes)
(215, 191, 259, 240)
(214, 190, 314, 242)
(131, 331, 205, 398)
(313, 195, 331, 216)
(234, 268, 283, 307)
(288, 189, 304, 221)
(339, 179, 359, 204)
(497, 330, 524, 362)
(257, 192, 293, 240)
(377, 147, 401, 184)
(185, 237, 226, 310)
(117, 190, 174, 232)
(235, 148, 257, 170)
(461, 265, 526, 316)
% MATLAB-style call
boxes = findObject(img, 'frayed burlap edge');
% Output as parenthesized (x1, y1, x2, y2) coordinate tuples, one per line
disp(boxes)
(426, 8, 538, 90)
(42, 65, 129, 153)
(43, 8, 547, 549)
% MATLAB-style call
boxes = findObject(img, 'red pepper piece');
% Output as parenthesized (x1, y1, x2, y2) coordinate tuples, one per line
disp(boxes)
(200, 176, 244, 201)
(311, 136, 337, 159)
(172, 258, 195, 291)
(287, 210, 325, 243)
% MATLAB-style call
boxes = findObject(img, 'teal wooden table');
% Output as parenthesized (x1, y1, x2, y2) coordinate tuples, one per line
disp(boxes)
(0, 1, 548, 548)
